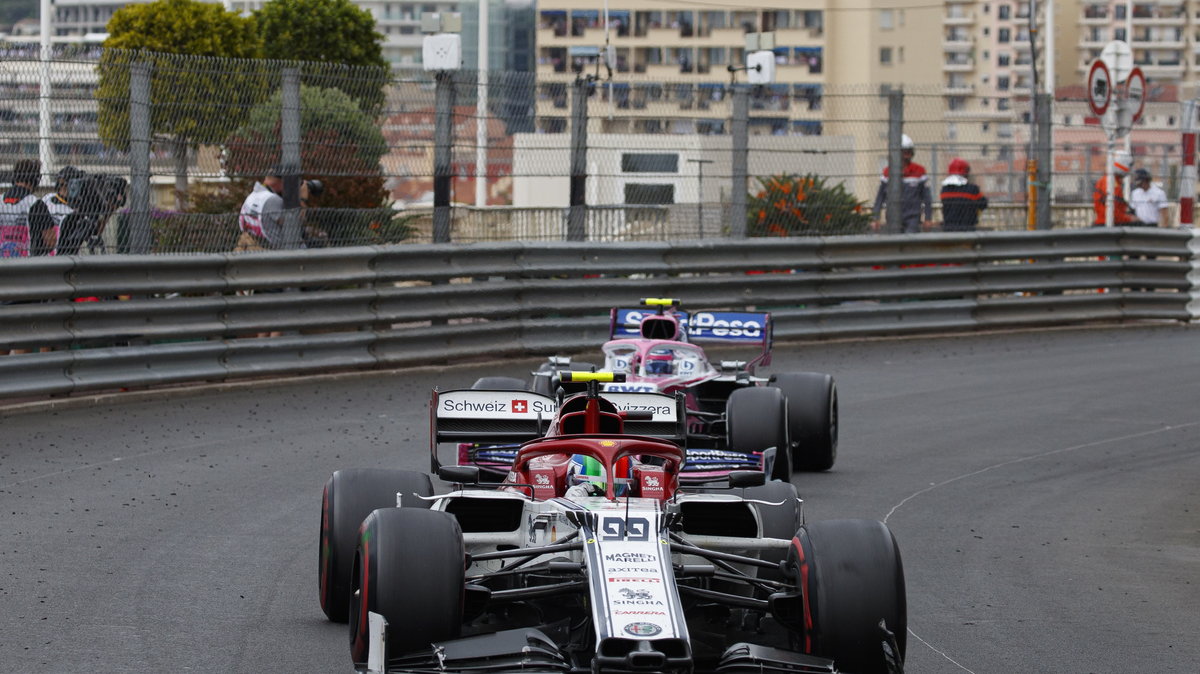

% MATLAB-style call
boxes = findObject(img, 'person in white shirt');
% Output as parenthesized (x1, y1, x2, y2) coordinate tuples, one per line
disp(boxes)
(1129, 168, 1169, 227)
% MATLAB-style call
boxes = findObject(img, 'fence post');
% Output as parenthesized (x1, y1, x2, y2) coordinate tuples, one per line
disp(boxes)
(886, 88, 904, 234)
(432, 71, 456, 243)
(730, 85, 749, 238)
(1036, 93, 1052, 229)
(567, 76, 590, 242)
(280, 67, 302, 249)
(128, 61, 152, 255)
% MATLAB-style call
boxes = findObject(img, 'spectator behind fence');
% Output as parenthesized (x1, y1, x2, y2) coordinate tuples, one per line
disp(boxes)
(31, 166, 85, 256)
(236, 169, 286, 252)
(0, 158, 48, 258)
(872, 134, 933, 233)
(1130, 168, 1169, 228)
(939, 158, 988, 232)
(1092, 152, 1138, 227)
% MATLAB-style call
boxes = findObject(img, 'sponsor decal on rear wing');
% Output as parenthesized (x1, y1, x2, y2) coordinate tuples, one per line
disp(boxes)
(430, 390, 557, 471)
(610, 308, 771, 346)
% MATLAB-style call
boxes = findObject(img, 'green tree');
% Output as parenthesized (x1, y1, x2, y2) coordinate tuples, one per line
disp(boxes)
(747, 173, 872, 237)
(97, 0, 265, 207)
(254, 0, 389, 113)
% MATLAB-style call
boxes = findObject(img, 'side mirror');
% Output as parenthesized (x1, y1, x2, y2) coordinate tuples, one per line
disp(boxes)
(728, 470, 766, 488)
(438, 465, 480, 484)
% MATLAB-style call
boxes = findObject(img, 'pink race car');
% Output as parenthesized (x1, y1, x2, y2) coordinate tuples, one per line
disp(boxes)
(470, 299, 837, 483)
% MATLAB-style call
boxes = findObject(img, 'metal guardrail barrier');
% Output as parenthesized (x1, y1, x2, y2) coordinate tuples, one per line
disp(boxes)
(0, 228, 1196, 399)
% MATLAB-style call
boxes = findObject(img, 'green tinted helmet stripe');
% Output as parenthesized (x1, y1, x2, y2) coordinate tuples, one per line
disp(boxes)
(583, 455, 602, 476)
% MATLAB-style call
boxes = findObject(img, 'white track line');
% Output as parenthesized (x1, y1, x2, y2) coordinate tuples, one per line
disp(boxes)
(885, 419, 1200, 672)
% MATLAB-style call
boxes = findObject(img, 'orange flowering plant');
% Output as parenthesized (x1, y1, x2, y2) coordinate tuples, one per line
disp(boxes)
(747, 173, 871, 236)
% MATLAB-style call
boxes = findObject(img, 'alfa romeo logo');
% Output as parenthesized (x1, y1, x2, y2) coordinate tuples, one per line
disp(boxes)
(623, 622, 662, 637)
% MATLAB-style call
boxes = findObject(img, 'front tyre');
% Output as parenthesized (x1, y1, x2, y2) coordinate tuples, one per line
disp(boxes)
(770, 372, 838, 471)
(319, 469, 432, 622)
(789, 519, 906, 674)
(349, 508, 465, 664)
(726, 386, 791, 481)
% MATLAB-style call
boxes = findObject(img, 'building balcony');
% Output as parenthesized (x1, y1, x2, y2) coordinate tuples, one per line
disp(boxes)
(1131, 15, 1187, 26)
(943, 60, 975, 72)
(944, 82, 975, 95)
(1131, 38, 1184, 49)
(1079, 37, 1106, 48)
(944, 11, 975, 25)
(1079, 14, 1110, 25)
(1139, 61, 1186, 77)
(945, 108, 1016, 121)
(943, 37, 974, 51)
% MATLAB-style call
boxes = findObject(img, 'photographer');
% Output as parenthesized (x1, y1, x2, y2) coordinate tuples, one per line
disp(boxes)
(30, 166, 85, 256)
(237, 168, 324, 251)
(0, 158, 49, 258)
(57, 173, 128, 256)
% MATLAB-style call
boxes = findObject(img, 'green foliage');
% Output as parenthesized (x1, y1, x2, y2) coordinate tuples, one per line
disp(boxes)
(222, 83, 386, 180)
(255, 0, 389, 113)
(747, 173, 872, 237)
(96, 0, 267, 150)
(255, 0, 384, 68)
(1, 0, 37, 26)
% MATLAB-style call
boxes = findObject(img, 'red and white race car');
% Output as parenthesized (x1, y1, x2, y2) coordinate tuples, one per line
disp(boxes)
(467, 299, 838, 483)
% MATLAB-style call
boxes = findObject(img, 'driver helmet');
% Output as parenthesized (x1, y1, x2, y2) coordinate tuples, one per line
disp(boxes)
(644, 350, 674, 376)
(568, 455, 632, 496)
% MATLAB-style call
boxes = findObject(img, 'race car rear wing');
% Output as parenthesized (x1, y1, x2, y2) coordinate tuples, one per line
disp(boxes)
(610, 307, 774, 369)
(430, 388, 687, 472)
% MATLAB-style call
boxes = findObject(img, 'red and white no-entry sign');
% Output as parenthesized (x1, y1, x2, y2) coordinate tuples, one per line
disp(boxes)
(1087, 59, 1112, 117)
(1125, 66, 1146, 123)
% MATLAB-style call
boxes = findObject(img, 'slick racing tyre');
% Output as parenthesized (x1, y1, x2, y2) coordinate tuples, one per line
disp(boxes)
(349, 508, 465, 664)
(319, 469, 433, 623)
(726, 386, 792, 481)
(742, 480, 802, 585)
(770, 372, 838, 472)
(788, 519, 906, 674)
(471, 376, 529, 390)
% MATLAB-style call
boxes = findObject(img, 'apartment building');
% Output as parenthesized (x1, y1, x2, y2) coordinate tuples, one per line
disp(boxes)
(533, 1, 942, 135)
(1076, 0, 1196, 90)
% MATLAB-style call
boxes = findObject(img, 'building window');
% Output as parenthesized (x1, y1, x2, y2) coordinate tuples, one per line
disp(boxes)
(621, 153, 679, 173)
(998, 28, 1010, 43)
(625, 184, 675, 204)
(997, 75, 1010, 91)
(879, 9, 893, 29)
(880, 47, 893, 65)
(998, 4, 1010, 19)
(998, 53, 1010, 67)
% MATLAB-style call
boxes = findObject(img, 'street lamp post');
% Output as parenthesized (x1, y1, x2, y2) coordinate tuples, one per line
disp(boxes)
(687, 158, 714, 238)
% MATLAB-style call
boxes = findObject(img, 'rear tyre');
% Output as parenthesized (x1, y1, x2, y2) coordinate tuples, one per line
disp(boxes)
(726, 386, 791, 481)
(471, 376, 528, 390)
(742, 480, 802, 584)
(319, 469, 433, 623)
(789, 519, 906, 674)
(349, 508, 464, 663)
(771, 372, 838, 472)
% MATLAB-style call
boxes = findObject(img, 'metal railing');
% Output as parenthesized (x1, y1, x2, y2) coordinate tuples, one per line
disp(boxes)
(0, 228, 1196, 399)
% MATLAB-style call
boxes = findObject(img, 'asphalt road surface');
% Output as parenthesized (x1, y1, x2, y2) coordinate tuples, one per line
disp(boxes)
(1, 325, 1197, 673)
